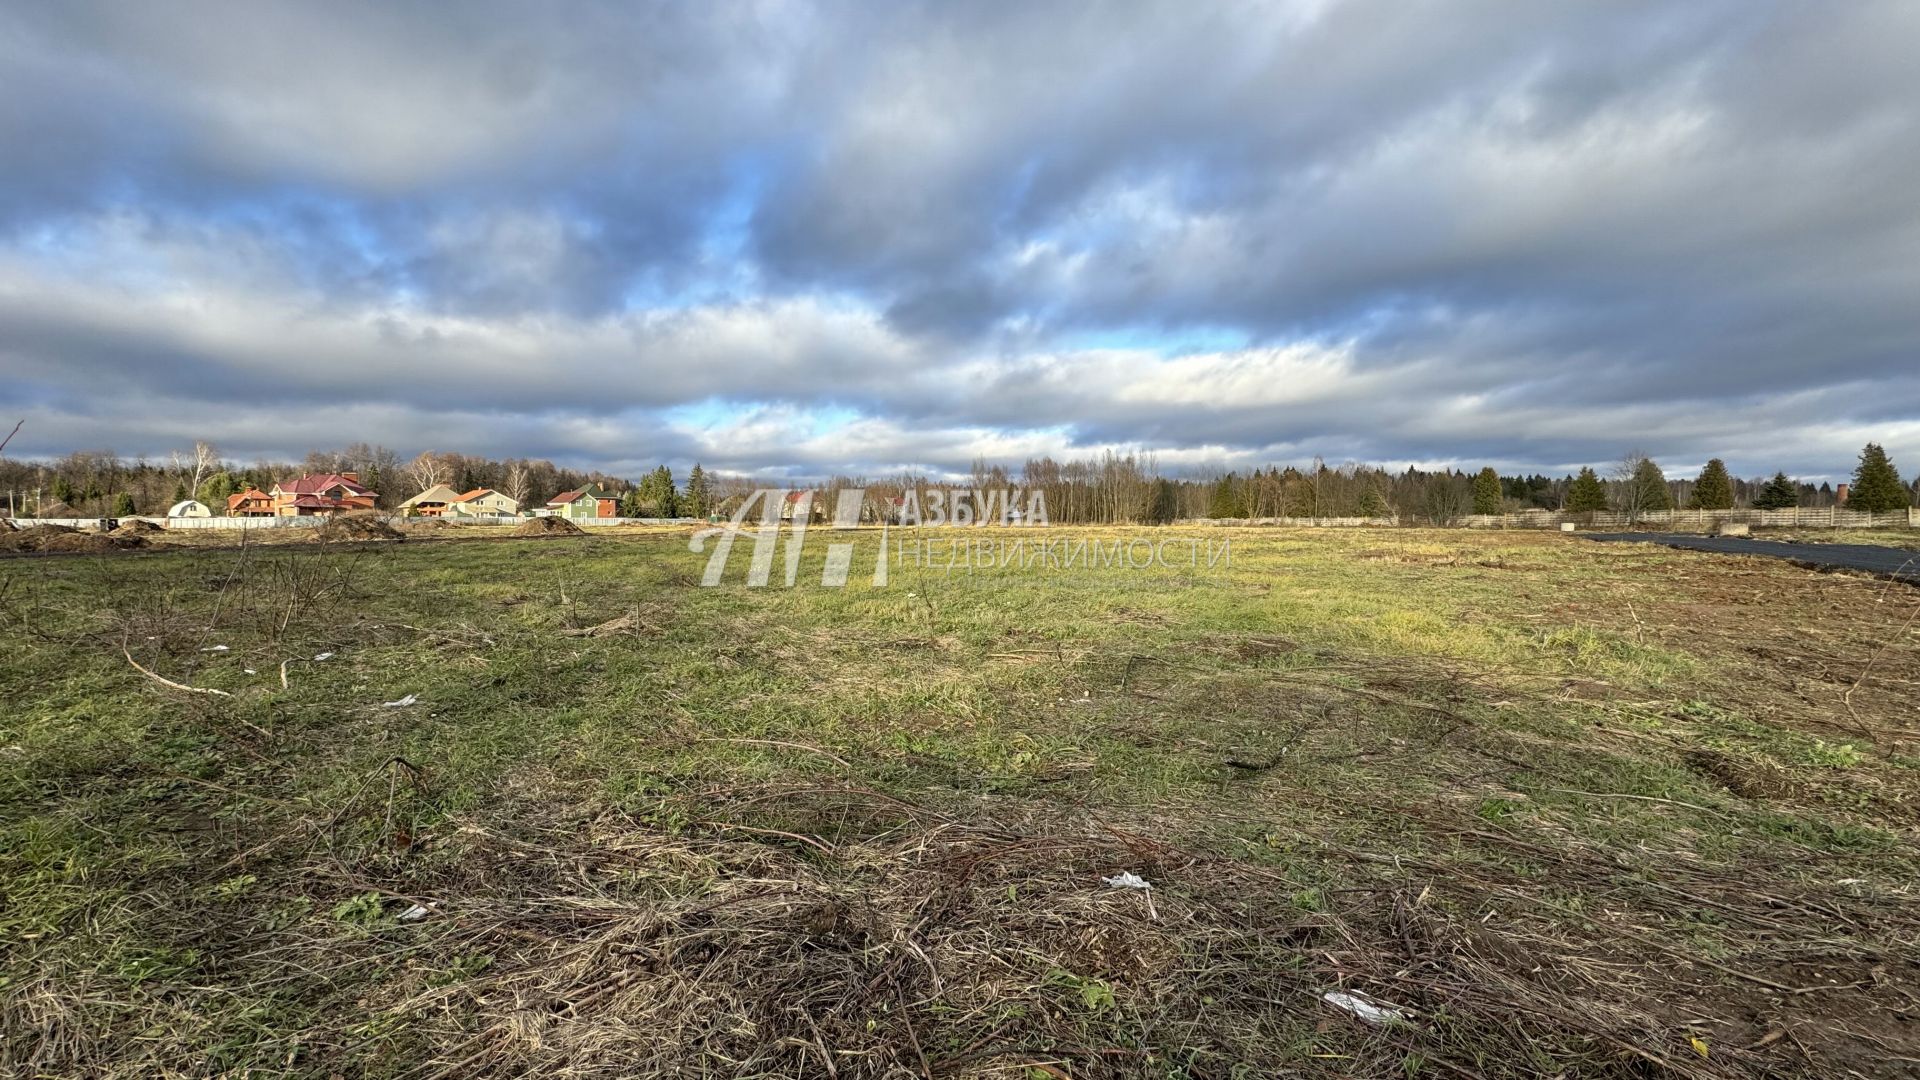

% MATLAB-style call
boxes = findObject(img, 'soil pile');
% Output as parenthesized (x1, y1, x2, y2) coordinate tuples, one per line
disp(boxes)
(111, 519, 166, 536)
(39, 533, 150, 553)
(3, 525, 151, 553)
(316, 513, 405, 542)
(511, 517, 585, 537)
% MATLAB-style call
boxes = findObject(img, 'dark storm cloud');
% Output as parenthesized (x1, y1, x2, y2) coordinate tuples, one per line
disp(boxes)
(0, 1, 1917, 480)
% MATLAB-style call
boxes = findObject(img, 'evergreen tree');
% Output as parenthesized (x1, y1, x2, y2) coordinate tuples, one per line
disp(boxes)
(1357, 485, 1389, 518)
(1754, 471, 1798, 510)
(171, 480, 188, 504)
(620, 489, 645, 517)
(1471, 467, 1502, 515)
(1142, 478, 1180, 525)
(1566, 467, 1608, 513)
(196, 471, 238, 509)
(1622, 455, 1671, 516)
(630, 466, 678, 517)
(112, 492, 136, 516)
(1689, 458, 1734, 509)
(1850, 442, 1911, 512)
(683, 463, 711, 519)
(1207, 473, 1247, 518)
(52, 476, 75, 505)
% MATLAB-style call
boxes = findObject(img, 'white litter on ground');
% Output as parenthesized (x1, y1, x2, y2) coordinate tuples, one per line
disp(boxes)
(382, 694, 418, 708)
(1320, 989, 1411, 1026)
(314, 652, 335, 661)
(397, 904, 432, 922)
(200, 645, 230, 652)
(1102, 871, 1157, 919)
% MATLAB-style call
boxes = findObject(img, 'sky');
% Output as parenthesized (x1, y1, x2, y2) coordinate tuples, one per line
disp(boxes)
(1, 1, 1917, 483)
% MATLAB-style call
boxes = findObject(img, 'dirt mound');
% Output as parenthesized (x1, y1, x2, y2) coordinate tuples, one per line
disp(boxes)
(0, 524, 80, 551)
(111, 519, 166, 535)
(315, 513, 404, 542)
(0, 518, 14, 531)
(512, 516, 585, 537)
(19, 532, 150, 553)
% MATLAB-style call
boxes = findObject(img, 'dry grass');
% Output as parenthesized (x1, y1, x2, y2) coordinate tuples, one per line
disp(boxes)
(3, 527, 1918, 1077)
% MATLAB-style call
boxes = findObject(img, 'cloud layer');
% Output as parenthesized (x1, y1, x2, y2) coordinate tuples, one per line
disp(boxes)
(2, 1, 1917, 480)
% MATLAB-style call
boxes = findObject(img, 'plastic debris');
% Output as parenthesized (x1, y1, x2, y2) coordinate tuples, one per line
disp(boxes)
(397, 904, 432, 922)
(200, 645, 230, 652)
(1102, 871, 1157, 919)
(244, 668, 257, 675)
(1320, 990, 1410, 1026)
(382, 694, 419, 708)
(314, 652, 335, 661)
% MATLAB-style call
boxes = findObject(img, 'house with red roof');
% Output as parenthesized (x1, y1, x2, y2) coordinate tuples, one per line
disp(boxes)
(545, 484, 617, 519)
(269, 472, 379, 516)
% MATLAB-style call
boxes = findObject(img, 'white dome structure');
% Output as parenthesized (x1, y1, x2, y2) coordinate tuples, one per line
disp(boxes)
(168, 499, 212, 518)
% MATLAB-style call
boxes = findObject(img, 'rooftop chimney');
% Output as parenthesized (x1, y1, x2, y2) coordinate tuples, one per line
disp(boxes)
(1835, 482, 1849, 505)
(341, 471, 360, 483)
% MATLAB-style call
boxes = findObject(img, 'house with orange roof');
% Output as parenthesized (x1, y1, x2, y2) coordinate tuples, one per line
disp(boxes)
(447, 488, 520, 517)
(226, 487, 276, 517)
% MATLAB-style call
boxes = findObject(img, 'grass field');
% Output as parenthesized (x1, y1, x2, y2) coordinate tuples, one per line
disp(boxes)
(3, 526, 1918, 1078)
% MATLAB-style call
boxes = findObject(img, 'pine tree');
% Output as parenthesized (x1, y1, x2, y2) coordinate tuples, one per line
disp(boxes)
(1357, 485, 1389, 518)
(52, 476, 75, 505)
(652, 466, 678, 517)
(1471, 467, 1502, 515)
(1754, 472, 1798, 510)
(112, 492, 136, 516)
(1849, 443, 1911, 512)
(1566, 467, 1608, 513)
(1623, 455, 1671, 516)
(683, 464, 711, 519)
(171, 480, 188, 504)
(1207, 473, 1246, 518)
(1142, 478, 1179, 525)
(1689, 458, 1734, 509)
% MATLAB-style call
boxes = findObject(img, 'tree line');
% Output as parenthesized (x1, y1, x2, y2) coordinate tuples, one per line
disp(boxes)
(1, 437, 1913, 522)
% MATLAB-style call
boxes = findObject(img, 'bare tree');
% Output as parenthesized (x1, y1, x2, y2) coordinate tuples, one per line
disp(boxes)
(189, 440, 220, 494)
(405, 451, 451, 495)
(503, 459, 531, 508)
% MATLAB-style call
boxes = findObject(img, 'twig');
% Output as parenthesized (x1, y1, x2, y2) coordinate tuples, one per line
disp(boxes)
(0, 418, 21, 456)
(1546, 787, 1729, 817)
(695, 736, 850, 768)
(1842, 591, 1920, 717)
(123, 637, 232, 697)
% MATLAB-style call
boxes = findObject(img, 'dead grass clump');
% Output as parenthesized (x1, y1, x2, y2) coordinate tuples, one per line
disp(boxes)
(315, 513, 404, 542)
(1686, 748, 1799, 801)
(512, 516, 585, 538)
(110, 519, 165, 536)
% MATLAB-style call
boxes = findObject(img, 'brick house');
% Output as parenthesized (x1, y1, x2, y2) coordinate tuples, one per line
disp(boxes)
(269, 472, 379, 516)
